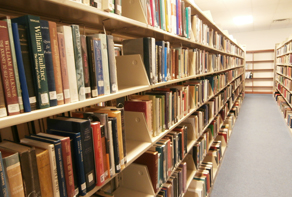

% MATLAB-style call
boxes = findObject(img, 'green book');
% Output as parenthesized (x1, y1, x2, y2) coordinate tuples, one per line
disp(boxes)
(12, 15, 50, 109)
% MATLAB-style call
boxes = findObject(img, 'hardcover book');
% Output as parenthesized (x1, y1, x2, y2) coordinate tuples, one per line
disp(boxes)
(80, 35, 91, 99)
(106, 35, 118, 94)
(0, 74, 7, 118)
(0, 151, 9, 197)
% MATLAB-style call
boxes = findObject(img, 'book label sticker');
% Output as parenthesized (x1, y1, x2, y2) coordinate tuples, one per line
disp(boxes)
(81, 183, 86, 191)
(104, 171, 108, 178)
(49, 91, 57, 100)
(88, 173, 93, 183)
(92, 89, 98, 97)
(18, 97, 23, 105)
(80, 87, 85, 95)
(98, 80, 104, 87)
(85, 87, 91, 94)
(8, 104, 20, 113)
(116, 164, 121, 171)
(112, 84, 117, 92)
(100, 174, 105, 183)
(117, 5, 121, 13)
(41, 93, 49, 104)
(29, 96, 37, 104)
(64, 89, 70, 99)
(74, 188, 79, 196)
(57, 93, 64, 101)
(121, 158, 124, 165)
(0, 108, 7, 117)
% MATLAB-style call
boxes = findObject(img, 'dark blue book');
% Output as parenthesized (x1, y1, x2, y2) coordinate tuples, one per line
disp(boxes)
(93, 38, 105, 95)
(108, 117, 121, 173)
(47, 117, 96, 192)
(40, 20, 57, 106)
(11, 23, 31, 112)
(48, 129, 86, 196)
(26, 135, 67, 197)
(0, 151, 9, 197)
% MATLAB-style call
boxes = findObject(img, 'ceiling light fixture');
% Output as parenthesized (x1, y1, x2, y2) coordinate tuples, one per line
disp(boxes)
(233, 15, 253, 25)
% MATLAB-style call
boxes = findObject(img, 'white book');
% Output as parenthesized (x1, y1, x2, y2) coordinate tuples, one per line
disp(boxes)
(108, 120, 115, 177)
(95, 34, 111, 95)
(20, 138, 60, 197)
(57, 25, 79, 103)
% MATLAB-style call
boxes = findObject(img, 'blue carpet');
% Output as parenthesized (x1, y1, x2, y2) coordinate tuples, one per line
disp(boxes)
(210, 94, 292, 197)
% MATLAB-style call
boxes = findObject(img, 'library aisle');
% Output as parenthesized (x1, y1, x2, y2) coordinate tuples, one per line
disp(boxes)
(210, 94, 292, 197)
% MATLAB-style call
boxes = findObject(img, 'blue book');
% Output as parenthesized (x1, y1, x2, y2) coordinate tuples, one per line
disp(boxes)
(26, 135, 67, 197)
(154, 144, 165, 184)
(0, 152, 9, 197)
(40, 20, 57, 106)
(11, 23, 31, 112)
(48, 129, 86, 196)
(93, 38, 105, 95)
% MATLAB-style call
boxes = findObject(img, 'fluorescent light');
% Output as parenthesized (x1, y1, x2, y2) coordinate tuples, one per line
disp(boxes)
(233, 15, 253, 25)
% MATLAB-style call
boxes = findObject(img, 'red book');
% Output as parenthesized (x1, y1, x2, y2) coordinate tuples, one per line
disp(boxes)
(37, 133, 75, 197)
(91, 121, 105, 186)
(0, 20, 20, 115)
(150, 0, 155, 26)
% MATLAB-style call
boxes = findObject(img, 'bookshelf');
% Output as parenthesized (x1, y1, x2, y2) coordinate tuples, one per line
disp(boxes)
(245, 49, 274, 94)
(0, 0, 245, 197)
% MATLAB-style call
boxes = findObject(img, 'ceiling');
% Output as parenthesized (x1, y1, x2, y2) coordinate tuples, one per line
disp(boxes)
(193, 0, 292, 34)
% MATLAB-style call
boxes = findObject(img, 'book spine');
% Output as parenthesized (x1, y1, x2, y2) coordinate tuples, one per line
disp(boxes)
(143, 38, 152, 84)
(16, 24, 37, 110)
(57, 33, 71, 104)
(48, 21, 64, 105)
(93, 38, 105, 95)
(106, 35, 118, 94)
(36, 150, 53, 197)
(40, 20, 57, 107)
(3, 153, 25, 197)
(91, 122, 105, 186)
(114, 0, 122, 15)
(0, 21, 20, 115)
(100, 126, 109, 180)
(71, 25, 86, 101)
(107, 121, 115, 177)
(80, 35, 91, 99)
(110, 118, 121, 173)
(28, 149, 41, 197)
(86, 36, 98, 97)
(5, 19, 23, 113)
(11, 23, 31, 113)
(59, 26, 79, 103)
(97, 34, 110, 95)
(54, 142, 67, 197)
(0, 152, 9, 197)
(0, 73, 7, 118)
(60, 139, 75, 197)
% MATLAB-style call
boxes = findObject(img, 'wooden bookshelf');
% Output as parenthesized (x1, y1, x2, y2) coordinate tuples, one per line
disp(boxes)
(245, 49, 274, 94)
(0, 0, 245, 197)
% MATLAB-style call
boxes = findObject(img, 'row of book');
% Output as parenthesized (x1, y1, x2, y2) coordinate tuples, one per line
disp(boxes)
(274, 93, 292, 129)
(71, 0, 122, 15)
(123, 37, 243, 85)
(0, 14, 120, 117)
(277, 66, 291, 77)
(276, 40, 292, 56)
(276, 53, 292, 65)
(277, 75, 292, 91)
(276, 83, 292, 104)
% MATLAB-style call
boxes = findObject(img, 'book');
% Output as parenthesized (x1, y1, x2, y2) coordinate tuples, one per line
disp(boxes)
(0, 141, 41, 197)
(106, 35, 118, 94)
(0, 73, 7, 118)
(0, 151, 9, 197)
(48, 21, 64, 105)
(57, 33, 71, 104)
(115, 0, 122, 15)
(108, 117, 121, 174)
(40, 19, 57, 107)
(0, 20, 20, 115)
(0, 148, 25, 197)
(20, 138, 60, 197)
(3, 17, 23, 113)
(34, 147, 53, 197)
(80, 35, 91, 99)
(107, 120, 115, 178)
(71, 25, 86, 101)
(47, 117, 96, 192)
(47, 129, 86, 196)
(37, 133, 75, 197)
(57, 25, 79, 103)
(12, 15, 50, 109)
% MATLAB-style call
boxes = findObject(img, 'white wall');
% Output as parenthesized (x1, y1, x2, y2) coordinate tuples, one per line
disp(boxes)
(231, 27, 292, 51)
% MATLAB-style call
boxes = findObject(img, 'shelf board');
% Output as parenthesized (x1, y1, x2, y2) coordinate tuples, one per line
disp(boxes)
(246, 49, 274, 53)
(276, 63, 292, 66)
(246, 77, 273, 80)
(245, 86, 273, 88)
(246, 60, 274, 63)
(276, 51, 292, 57)
(245, 69, 274, 71)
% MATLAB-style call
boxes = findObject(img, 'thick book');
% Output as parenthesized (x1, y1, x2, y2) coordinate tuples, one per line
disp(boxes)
(57, 33, 71, 104)
(0, 151, 9, 197)
(37, 133, 75, 197)
(71, 25, 86, 101)
(47, 129, 86, 196)
(94, 34, 110, 95)
(48, 21, 64, 105)
(0, 149, 25, 197)
(3, 17, 23, 113)
(11, 15, 50, 109)
(0, 20, 20, 115)
(57, 25, 79, 103)
(106, 35, 118, 94)
(40, 20, 57, 107)
(47, 117, 96, 192)
(108, 117, 121, 174)
(0, 74, 7, 118)
(27, 135, 67, 197)
(0, 141, 41, 197)
(11, 23, 31, 112)
(80, 35, 91, 99)
(35, 148, 53, 197)
(20, 138, 60, 197)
